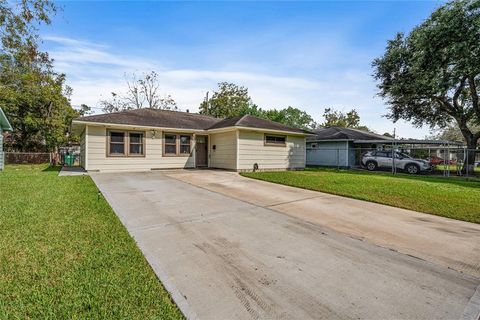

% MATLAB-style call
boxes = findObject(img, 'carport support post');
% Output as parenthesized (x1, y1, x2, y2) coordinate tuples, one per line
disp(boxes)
(336, 148, 339, 170)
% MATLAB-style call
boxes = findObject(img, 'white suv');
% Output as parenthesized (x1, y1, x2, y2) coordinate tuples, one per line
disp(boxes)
(361, 151, 431, 174)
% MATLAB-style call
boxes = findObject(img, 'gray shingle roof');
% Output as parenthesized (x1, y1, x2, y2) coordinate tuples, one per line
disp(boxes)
(76, 108, 221, 130)
(308, 126, 393, 141)
(208, 115, 309, 133)
(75, 109, 310, 134)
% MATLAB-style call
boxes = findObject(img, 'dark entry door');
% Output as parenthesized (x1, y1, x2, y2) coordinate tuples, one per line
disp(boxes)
(195, 135, 208, 167)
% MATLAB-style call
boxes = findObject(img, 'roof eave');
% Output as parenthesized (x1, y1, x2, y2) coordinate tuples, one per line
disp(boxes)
(0, 108, 13, 131)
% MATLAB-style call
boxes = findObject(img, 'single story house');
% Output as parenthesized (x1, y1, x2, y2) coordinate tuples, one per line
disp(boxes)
(306, 126, 392, 168)
(0, 108, 13, 171)
(72, 108, 309, 172)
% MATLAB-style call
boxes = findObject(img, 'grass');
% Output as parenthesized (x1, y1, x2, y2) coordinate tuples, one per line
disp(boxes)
(0, 165, 184, 319)
(241, 167, 480, 224)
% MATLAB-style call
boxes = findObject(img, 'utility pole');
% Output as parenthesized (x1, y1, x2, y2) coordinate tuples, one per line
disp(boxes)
(204, 91, 209, 115)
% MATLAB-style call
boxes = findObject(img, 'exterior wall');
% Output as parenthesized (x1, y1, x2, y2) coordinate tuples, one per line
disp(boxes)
(237, 130, 305, 171)
(209, 130, 237, 170)
(306, 141, 350, 167)
(80, 128, 86, 169)
(86, 125, 195, 172)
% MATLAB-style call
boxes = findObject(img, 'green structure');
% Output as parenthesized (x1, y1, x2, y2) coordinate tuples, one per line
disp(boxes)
(0, 108, 13, 171)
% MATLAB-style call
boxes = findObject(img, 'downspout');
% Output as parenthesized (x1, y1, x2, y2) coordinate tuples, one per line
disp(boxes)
(236, 130, 240, 171)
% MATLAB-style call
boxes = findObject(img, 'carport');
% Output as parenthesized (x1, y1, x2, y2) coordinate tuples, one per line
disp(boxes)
(354, 139, 466, 176)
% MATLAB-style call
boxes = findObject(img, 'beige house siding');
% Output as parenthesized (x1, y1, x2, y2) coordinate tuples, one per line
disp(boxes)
(86, 125, 195, 172)
(237, 130, 305, 171)
(209, 130, 237, 170)
(80, 128, 86, 169)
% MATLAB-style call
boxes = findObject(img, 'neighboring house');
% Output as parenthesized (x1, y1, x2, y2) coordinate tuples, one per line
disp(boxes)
(306, 126, 392, 168)
(71, 109, 309, 172)
(0, 108, 13, 171)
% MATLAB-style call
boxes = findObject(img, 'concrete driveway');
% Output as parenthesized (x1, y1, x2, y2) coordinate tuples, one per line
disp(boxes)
(92, 171, 480, 320)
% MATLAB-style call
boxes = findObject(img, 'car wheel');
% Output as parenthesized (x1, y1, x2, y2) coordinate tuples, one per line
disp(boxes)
(405, 163, 420, 174)
(366, 161, 377, 171)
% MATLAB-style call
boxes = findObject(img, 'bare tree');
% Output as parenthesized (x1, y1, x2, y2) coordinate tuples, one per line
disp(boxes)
(100, 92, 128, 113)
(100, 71, 177, 113)
(124, 73, 145, 109)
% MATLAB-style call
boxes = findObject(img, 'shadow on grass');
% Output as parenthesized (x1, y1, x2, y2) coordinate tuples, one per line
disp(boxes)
(42, 166, 61, 172)
(305, 166, 480, 189)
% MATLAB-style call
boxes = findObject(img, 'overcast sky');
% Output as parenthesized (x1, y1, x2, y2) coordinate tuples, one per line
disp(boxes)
(41, 1, 445, 138)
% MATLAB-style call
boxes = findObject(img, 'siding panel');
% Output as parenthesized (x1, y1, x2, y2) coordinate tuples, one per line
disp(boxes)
(86, 126, 194, 172)
(209, 131, 237, 170)
(237, 130, 305, 171)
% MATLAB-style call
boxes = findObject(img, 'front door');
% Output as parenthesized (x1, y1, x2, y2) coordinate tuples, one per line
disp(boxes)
(195, 135, 208, 167)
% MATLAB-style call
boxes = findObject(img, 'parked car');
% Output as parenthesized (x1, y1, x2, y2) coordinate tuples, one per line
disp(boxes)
(361, 151, 431, 174)
(427, 156, 456, 166)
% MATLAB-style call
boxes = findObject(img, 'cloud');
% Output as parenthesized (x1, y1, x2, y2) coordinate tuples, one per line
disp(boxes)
(42, 35, 429, 138)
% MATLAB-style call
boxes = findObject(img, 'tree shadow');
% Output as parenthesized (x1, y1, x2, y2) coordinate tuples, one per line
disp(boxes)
(42, 166, 61, 172)
(306, 167, 480, 189)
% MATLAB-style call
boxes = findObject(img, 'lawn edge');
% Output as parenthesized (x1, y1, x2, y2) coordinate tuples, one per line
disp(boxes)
(90, 174, 195, 320)
(239, 172, 479, 224)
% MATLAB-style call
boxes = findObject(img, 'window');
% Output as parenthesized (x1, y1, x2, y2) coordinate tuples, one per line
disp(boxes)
(164, 134, 177, 155)
(109, 132, 126, 155)
(107, 130, 145, 157)
(265, 134, 286, 146)
(180, 135, 191, 154)
(164, 133, 192, 156)
(129, 133, 144, 156)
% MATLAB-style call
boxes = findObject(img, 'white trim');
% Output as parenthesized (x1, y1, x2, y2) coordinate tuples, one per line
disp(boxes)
(236, 129, 239, 171)
(72, 120, 309, 137)
(85, 126, 89, 170)
(72, 120, 207, 133)
(209, 125, 307, 136)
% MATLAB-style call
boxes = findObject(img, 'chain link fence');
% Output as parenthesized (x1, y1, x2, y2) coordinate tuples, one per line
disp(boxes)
(4, 150, 82, 167)
(306, 147, 480, 178)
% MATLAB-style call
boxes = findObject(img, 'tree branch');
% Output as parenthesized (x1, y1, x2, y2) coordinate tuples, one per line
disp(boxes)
(468, 75, 480, 118)
(453, 76, 467, 112)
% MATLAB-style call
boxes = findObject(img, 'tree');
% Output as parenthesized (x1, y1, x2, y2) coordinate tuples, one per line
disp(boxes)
(0, 0, 77, 152)
(0, 0, 56, 56)
(430, 122, 480, 143)
(78, 104, 93, 116)
(0, 54, 75, 151)
(262, 107, 316, 129)
(101, 71, 177, 113)
(199, 82, 251, 118)
(372, 0, 480, 172)
(320, 108, 369, 131)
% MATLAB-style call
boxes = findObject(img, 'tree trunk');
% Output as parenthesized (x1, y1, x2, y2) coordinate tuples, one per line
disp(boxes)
(463, 139, 478, 174)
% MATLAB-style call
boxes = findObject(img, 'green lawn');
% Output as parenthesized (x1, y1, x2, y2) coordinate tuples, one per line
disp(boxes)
(0, 165, 183, 319)
(241, 167, 480, 224)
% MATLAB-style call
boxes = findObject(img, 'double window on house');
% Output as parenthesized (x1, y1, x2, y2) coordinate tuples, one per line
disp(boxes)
(107, 131, 192, 157)
(264, 134, 287, 146)
(164, 133, 192, 156)
(108, 131, 145, 157)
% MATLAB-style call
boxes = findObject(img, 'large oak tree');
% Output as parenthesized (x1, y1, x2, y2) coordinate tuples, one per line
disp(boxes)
(373, 0, 480, 170)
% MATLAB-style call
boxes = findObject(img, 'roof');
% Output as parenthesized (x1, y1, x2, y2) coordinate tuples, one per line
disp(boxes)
(353, 139, 464, 146)
(74, 109, 310, 134)
(308, 126, 392, 142)
(75, 108, 221, 130)
(0, 108, 12, 131)
(208, 114, 310, 134)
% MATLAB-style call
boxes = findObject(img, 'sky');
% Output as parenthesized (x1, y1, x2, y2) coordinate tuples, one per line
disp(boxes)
(40, 0, 445, 138)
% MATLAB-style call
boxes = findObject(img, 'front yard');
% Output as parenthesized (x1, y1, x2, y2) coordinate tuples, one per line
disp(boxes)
(241, 167, 480, 224)
(0, 165, 183, 319)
